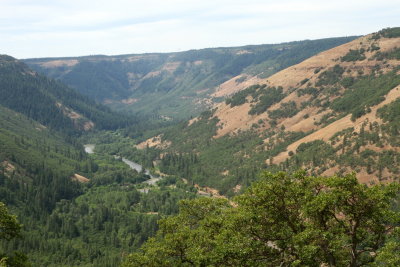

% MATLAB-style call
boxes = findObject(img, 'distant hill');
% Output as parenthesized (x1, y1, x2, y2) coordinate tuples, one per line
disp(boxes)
(136, 27, 400, 194)
(24, 37, 357, 119)
(0, 55, 132, 134)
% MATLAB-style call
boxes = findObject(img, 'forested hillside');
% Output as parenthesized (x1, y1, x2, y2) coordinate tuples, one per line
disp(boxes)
(0, 55, 132, 134)
(133, 27, 400, 194)
(25, 37, 357, 119)
(0, 105, 88, 265)
(0, 104, 199, 266)
(0, 55, 199, 266)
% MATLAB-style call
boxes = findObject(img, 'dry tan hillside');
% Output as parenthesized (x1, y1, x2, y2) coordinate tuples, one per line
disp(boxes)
(213, 35, 400, 98)
(212, 34, 400, 138)
(206, 29, 400, 184)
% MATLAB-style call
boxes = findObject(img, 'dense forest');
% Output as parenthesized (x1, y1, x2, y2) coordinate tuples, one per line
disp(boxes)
(0, 104, 198, 266)
(0, 55, 133, 134)
(0, 57, 198, 266)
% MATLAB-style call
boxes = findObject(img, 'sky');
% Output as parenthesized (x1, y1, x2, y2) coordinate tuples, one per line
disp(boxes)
(0, 0, 399, 59)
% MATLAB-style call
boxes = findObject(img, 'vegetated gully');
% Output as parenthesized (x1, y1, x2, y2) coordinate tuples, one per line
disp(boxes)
(83, 144, 161, 185)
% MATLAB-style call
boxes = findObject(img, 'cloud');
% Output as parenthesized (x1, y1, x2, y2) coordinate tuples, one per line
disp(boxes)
(0, 0, 399, 58)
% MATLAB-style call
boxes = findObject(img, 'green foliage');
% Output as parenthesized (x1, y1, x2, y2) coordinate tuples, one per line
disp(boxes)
(122, 197, 231, 267)
(61, 60, 131, 101)
(0, 202, 21, 241)
(374, 47, 400, 61)
(297, 87, 319, 97)
(376, 27, 400, 38)
(373, 228, 400, 266)
(0, 202, 28, 267)
(0, 123, 197, 266)
(385, 47, 400, 60)
(331, 69, 400, 120)
(370, 43, 380, 51)
(0, 106, 87, 177)
(330, 127, 354, 141)
(33, 183, 197, 267)
(124, 172, 400, 266)
(340, 76, 355, 88)
(268, 101, 299, 119)
(341, 48, 366, 62)
(299, 78, 309, 85)
(295, 140, 335, 165)
(0, 56, 132, 133)
(316, 64, 345, 86)
(248, 86, 285, 115)
(378, 98, 400, 122)
(159, 130, 269, 193)
(225, 84, 261, 107)
(377, 98, 400, 137)
(0, 104, 197, 266)
(314, 67, 322, 74)
(0, 106, 86, 265)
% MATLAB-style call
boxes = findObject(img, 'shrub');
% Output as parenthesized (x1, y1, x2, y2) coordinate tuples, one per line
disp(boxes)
(341, 49, 366, 62)
(316, 65, 345, 86)
(248, 86, 285, 115)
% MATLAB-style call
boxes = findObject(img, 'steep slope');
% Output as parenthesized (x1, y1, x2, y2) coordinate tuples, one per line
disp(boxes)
(0, 105, 155, 266)
(0, 55, 132, 134)
(0, 55, 201, 266)
(24, 37, 357, 119)
(0, 94, 195, 266)
(136, 27, 400, 194)
(0, 106, 87, 176)
(0, 104, 89, 252)
(212, 31, 399, 137)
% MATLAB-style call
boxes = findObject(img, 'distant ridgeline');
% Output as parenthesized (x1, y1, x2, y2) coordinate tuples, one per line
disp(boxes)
(24, 36, 357, 119)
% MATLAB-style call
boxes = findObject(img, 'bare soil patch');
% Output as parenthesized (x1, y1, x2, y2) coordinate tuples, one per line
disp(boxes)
(40, 59, 78, 68)
(136, 135, 171, 149)
(72, 174, 90, 183)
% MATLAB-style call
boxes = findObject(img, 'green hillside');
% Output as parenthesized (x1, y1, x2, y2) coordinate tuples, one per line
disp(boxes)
(0, 105, 88, 264)
(0, 56, 198, 266)
(0, 104, 199, 266)
(0, 105, 85, 177)
(0, 55, 132, 134)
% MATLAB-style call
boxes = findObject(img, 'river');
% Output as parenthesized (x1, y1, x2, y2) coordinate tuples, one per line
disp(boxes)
(83, 144, 161, 186)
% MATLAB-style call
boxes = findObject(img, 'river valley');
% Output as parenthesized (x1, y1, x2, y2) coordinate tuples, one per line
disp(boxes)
(84, 144, 161, 185)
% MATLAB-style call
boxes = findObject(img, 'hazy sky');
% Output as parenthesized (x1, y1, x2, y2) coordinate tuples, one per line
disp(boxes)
(1, 0, 399, 59)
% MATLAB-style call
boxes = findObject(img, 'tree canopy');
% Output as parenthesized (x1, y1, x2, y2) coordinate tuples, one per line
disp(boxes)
(0, 202, 27, 266)
(123, 171, 400, 267)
